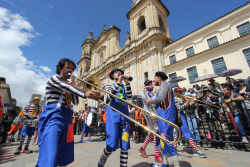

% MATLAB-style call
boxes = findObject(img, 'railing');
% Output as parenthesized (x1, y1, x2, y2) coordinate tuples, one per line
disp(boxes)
(179, 98, 250, 149)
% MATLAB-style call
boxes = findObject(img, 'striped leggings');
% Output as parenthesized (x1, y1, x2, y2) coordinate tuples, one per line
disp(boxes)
(19, 135, 32, 148)
(141, 133, 160, 157)
(174, 134, 198, 151)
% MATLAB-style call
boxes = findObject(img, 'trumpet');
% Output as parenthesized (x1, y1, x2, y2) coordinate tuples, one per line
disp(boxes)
(70, 73, 181, 146)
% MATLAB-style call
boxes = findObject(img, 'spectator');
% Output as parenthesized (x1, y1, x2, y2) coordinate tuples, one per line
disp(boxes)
(183, 87, 191, 96)
(230, 78, 239, 92)
(225, 77, 230, 82)
(235, 79, 250, 126)
(208, 78, 222, 91)
(193, 84, 201, 98)
(222, 86, 249, 143)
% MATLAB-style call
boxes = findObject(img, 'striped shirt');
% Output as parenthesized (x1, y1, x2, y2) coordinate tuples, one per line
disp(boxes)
(106, 82, 133, 101)
(150, 81, 171, 110)
(174, 97, 187, 111)
(46, 75, 86, 106)
(23, 103, 41, 119)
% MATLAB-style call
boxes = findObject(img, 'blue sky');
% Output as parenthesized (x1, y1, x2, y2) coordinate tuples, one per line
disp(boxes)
(0, 0, 249, 106)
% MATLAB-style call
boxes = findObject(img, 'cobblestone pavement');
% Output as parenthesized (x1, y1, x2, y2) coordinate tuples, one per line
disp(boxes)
(0, 135, 250, 167)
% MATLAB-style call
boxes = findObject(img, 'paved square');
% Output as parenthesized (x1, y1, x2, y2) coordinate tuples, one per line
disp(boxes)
(0, 135, 250, 167)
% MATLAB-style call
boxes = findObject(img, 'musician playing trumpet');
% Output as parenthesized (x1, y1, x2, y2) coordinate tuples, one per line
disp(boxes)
(98, 68, 133, 167)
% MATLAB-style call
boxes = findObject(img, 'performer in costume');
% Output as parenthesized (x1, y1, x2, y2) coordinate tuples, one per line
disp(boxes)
(139, 80, 163, 163)
(98, 68, 133, 167)
(80, 106, 93, 142)
(145, 71, 179, 167)
(35, 58, 101, 167)
(173, 88, 207, 158)
(14, 97, 41, 155)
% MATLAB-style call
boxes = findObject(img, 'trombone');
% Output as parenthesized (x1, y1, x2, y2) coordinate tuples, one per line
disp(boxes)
(70, 74, 181, 146)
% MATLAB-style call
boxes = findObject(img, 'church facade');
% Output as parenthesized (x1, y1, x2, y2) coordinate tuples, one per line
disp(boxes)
(74, 0, 250, 111)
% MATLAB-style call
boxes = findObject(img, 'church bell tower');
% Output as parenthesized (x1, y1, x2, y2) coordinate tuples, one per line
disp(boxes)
(127, 0, 171, 41)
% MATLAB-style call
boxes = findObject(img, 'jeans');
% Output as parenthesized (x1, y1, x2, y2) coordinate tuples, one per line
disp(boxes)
(186, 117, 201, 143)
(234, 112, 246, 137)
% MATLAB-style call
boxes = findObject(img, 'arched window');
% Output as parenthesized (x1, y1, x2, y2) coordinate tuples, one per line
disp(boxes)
(137, 16, 146, 33)
(100, 52, 104, 63)
(80, 67, 82, 77)
(158, 15, 165, 32)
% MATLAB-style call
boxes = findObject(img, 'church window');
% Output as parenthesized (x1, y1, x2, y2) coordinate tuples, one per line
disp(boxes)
(169, 73, 178, 88)
(186, 47, 195, 57)
(243, 48, 250, 67)
(169, 55, 176, 64)
(100, 52, 104, 63)
(237, 22, 250, 36)
(144, 72, 148, 81)
(211, 57, 227, 75)
(80, 68, 82, 77)
(138, 16, 146, 33)
(187, 66, 199, 84)
(207, 36, 219, 49)
(158, 16, 165, 32)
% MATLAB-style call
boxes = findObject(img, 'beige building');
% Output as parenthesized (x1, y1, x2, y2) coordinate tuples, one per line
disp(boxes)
(74, 0, 250, 111)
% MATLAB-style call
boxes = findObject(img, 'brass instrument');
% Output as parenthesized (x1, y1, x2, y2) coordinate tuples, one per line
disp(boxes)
(70, 74, 181, 145)
(181, 94, 221, 109)
(142, 87, 159, 133)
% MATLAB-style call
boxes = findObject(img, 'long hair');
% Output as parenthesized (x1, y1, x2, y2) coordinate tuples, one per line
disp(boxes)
(56, 58, 76, 75)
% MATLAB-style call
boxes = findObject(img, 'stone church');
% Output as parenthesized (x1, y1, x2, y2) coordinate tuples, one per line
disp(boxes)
(74, 0, 170, 110)
(74, 0, 250, 111)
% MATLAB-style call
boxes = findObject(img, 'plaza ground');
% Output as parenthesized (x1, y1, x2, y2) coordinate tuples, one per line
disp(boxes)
(0, 135, 250, 167)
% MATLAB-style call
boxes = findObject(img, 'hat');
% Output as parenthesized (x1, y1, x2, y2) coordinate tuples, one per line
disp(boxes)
(155, 71, 168, 80)
(108, 68, 124, 80)
(33, 97, 41, 101)
(144, 80, 152, 86)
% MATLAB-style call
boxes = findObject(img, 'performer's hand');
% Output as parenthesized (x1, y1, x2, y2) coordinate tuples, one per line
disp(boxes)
(118, 75, 124, 83)
(85, 90, 101, 101)
(69, 78, 76, 85)
(145, 99, 151, 105)
(124, 76, 129, 84)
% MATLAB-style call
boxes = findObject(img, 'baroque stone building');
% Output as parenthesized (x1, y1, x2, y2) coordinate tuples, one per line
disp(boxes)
(74, 0, 250, 111)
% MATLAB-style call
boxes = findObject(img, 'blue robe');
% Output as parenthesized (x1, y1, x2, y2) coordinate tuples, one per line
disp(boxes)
(36, 104, 74, 167)
(21, 119, 36, 136)
(156, 84, 177, 156)
(105, 83, 130, 151)
(176, 98, 192, 139)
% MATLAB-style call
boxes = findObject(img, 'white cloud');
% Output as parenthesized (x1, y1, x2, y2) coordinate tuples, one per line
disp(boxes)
(57, 37, 62, 41)
(3, 0, 16, 7)
(40, 66, 51, 73)
(0, 7, 48, 107)
(47, 4, 54, 13)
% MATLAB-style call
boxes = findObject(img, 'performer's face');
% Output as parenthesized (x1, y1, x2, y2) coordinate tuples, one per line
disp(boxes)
(154, 77, 160, 86)
(60, 63, 74, 80)
(33, 99, 40, 105)
(113, 70, 121, 80)
(147, 82, 154, 91)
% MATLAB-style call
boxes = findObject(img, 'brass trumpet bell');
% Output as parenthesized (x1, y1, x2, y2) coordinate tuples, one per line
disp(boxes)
(83, 76, 101, 91)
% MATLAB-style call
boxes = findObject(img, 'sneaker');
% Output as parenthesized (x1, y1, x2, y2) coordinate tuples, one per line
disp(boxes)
(23, 147, 33, 154)
(193, 150, 207, 158)
(14, 146, 22, 155)
(219, 137, 223, 142)
(212, 137, 217, 141)
(242, 137, 249, 143)
(139, 147, 148, 158)
(176, 148, 183, 154)
(155, 156, 163, 163)
(88, 139, 93, 142)
(79, 138, 83, 142)
(151, 163, 168, 167)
